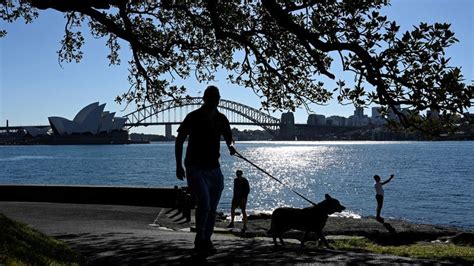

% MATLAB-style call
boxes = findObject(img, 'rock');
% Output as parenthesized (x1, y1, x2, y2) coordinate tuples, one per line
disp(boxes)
(247, 213, 271, 220)
(441, 232, 474, 246)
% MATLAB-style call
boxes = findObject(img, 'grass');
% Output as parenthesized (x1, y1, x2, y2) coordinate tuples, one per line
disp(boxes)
(0, 213, 82, 265)
(327, 237, 474, 264)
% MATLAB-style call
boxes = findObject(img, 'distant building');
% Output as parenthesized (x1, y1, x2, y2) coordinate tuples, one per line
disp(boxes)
(371, 107, 385, 126)
(327, 115, 346, 126)
(348, 107, 369, 126)
(307, 114, 316, 125)
(281, 112, 295, 125)
(23, 126, 50, 137)
(372, 107, 382, 119)
(279, 112, 296, 140)
(387, 105, 401, 121)
(354, 107, 364, 117)
(307, 114, 326, 126)
(348, 116, 369, 127)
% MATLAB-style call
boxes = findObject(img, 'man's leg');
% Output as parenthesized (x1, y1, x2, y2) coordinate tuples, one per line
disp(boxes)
(376, 195, 384, 222)
(186, 167, 211, 248)
(227, 205, 235, 228)
(203, 168, 224, 242)
(376, 202, 382, 218)
(242, 198, 248, 230)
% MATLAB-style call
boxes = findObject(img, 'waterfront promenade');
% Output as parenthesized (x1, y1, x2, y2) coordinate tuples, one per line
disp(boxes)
(0, 201, 458, 265)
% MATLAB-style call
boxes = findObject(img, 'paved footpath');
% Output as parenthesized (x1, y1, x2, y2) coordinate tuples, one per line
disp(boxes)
(0, 202, 452, 265)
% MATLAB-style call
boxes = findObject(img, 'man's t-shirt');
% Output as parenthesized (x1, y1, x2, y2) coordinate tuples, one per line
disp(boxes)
(177, 107, 232, 169)
(233, 177, 250, 199)
(374, 181, 384, 196)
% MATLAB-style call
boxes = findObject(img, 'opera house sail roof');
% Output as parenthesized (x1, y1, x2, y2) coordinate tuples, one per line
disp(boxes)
(47, 102, 127, 136)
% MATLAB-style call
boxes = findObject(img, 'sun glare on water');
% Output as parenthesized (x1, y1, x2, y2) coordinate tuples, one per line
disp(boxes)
(232, 144, 343, 212)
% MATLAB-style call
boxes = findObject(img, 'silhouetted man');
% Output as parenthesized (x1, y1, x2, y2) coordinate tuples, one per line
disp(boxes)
(175, 85, 235, 255)
(227, 169, 250, 232)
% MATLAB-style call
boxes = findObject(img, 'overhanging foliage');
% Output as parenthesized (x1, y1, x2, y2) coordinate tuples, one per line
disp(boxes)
(1, 0, 472, 133)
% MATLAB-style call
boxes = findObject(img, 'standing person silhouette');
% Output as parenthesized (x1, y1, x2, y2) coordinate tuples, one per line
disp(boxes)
(227, 169, 250, 231)
(373, 174, 395, 223)
(175, 85, 236, 255)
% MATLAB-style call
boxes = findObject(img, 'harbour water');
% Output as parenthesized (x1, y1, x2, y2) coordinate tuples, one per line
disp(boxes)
(1, 141, 473, 229)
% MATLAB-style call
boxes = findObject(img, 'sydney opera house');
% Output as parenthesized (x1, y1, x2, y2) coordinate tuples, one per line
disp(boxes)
(48, 102, 126, 136)
(23, 102, 129, 144)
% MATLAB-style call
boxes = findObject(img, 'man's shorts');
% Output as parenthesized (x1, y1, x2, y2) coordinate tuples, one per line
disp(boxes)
(376, 194, 384, 204)
(231, 197, 247, 210)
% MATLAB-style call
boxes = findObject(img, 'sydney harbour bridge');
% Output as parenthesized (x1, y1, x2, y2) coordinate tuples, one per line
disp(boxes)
(123, 97, 282, 138)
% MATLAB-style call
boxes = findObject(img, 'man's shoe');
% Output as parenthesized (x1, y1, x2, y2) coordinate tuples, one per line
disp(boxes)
(206, 242, 217, 255)
(194, 240, 217, 256)
(226, 222, 234, 228)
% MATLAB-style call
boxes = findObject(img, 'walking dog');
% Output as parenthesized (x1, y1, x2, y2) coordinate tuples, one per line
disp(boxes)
(268, 194, 345, 248)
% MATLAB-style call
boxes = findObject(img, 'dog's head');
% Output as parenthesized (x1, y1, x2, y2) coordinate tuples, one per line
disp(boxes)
(323, 194, 346, 214)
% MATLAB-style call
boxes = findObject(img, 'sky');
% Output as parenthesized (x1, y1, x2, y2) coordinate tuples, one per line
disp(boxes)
(0, 0, 473, 135)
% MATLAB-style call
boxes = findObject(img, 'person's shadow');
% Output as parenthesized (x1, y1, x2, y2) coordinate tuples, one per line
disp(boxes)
(381, 221, 396, 234)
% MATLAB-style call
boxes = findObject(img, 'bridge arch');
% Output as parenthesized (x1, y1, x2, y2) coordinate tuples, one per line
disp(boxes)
(123, 98, 280, 137)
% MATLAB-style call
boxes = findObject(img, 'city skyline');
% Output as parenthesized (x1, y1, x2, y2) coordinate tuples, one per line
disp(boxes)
(1, 0, 473, 135)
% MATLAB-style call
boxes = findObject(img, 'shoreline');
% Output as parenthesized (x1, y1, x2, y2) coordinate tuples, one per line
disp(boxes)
(1, 184, 472, 232)
(156, 209, 473, 246)
(223, 209, 473, 232)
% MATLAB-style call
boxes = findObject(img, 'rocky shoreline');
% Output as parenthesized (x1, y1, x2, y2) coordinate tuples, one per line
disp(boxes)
(156, 209, 474, 246)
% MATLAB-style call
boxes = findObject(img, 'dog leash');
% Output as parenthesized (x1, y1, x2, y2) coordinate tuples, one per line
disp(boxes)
(234, 150, 318, 206)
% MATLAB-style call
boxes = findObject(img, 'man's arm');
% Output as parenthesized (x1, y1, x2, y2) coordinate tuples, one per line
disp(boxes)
(175, 131, 187, 180)
(381, 174, 395, 185)
(222, 115, 236, 155)
(245, 179, 250, 195)
(227, 140, 236, 155)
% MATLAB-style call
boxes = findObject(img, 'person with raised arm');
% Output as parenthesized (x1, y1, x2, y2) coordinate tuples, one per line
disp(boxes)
(373, 174, 395, 223)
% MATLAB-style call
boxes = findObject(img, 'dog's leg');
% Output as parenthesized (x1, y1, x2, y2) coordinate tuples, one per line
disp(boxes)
(301, 231, 310, 247)
(279, 234, 285, 246)
(272, 235, 278, 246)
(318, 231, 332, 249)
(314, 232, 322, 246)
